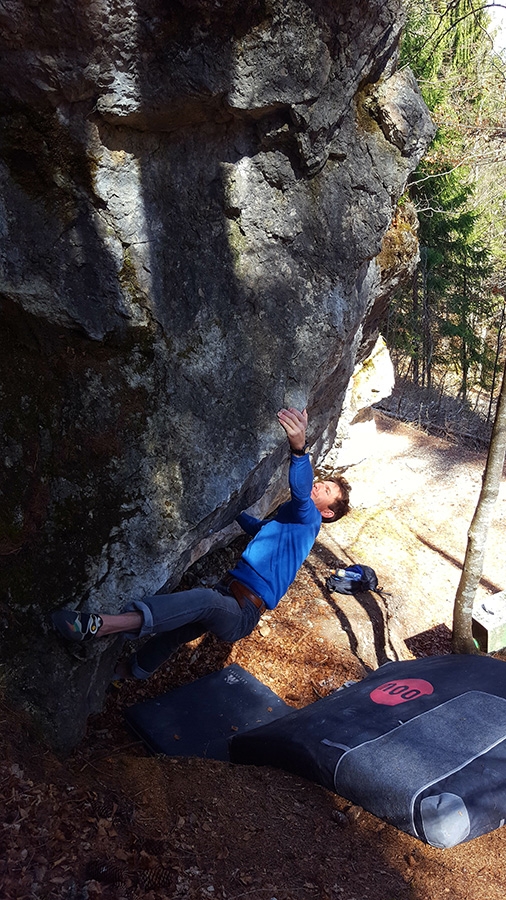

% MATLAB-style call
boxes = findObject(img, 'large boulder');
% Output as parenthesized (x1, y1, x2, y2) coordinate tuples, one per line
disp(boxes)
(0, 0, 434, 749)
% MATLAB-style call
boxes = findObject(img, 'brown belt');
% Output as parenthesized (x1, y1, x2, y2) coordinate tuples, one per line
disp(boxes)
(220, 574, 266, 615)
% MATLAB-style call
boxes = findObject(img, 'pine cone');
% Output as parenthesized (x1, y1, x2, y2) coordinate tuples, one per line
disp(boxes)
(138, 867, 174, 890)
(87, 789, 119, 820)
(86, 859, 125, 884)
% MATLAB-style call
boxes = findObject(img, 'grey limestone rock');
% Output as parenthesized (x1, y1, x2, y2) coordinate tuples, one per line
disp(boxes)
(0, 0, 434, 749)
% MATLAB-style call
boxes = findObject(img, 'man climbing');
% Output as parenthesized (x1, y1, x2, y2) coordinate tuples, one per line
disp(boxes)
(52, 407, 350, 680)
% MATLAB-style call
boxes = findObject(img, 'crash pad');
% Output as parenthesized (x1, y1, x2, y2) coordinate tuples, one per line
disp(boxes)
(229, 654, 506, 848)
(124, 663, 291, 761)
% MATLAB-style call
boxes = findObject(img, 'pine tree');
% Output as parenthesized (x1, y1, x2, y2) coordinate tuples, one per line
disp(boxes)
(390, 0, 505, 399)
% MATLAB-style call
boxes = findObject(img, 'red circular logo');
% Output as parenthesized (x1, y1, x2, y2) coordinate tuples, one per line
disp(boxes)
(370, 678, 434, 706)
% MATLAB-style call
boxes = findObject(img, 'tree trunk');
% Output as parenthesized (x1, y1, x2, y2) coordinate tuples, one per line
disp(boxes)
(452, 357, 506, 653)
(412, 264, 420, 386)
(487, 302, 506, 424)
(421, 248, 432, 389)
(459, 267, 468, 400)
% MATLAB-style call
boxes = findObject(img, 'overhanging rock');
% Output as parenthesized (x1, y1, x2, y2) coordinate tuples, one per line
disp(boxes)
(0, 0, 435, 750)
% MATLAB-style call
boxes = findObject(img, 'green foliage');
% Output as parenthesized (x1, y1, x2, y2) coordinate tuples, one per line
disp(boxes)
(388, 1, 506, 400)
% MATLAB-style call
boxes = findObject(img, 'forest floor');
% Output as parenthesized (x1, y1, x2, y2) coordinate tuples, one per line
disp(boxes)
(1, 410, 506, 900)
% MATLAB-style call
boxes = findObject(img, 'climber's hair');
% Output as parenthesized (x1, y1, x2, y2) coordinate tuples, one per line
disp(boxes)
(322, 475, 351, 523)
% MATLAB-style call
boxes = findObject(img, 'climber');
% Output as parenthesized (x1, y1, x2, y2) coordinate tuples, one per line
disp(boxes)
(51, 407, 350, 680)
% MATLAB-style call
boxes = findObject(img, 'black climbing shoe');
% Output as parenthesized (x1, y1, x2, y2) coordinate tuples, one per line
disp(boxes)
(51, 609, 103, 642)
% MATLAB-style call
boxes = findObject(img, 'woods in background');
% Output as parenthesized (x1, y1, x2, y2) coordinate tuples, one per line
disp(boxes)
(385, 0, 506, 420)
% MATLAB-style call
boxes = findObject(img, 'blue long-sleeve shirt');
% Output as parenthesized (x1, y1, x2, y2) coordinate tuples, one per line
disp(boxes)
(229, 454, 322, 609)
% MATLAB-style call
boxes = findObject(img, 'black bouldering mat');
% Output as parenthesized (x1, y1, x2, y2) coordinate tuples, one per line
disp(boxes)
(124, 663, 291, 761)
(230, 654, 506, 848)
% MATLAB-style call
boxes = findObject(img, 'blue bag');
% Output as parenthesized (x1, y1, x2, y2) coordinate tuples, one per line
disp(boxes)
(326, 563, 379, 594)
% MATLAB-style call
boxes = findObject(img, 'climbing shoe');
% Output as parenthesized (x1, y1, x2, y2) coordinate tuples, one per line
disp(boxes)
(51, 609, 103, 642)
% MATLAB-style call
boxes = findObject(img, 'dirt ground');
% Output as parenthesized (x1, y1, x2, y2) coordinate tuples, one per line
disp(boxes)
(1, 411, 506, 900)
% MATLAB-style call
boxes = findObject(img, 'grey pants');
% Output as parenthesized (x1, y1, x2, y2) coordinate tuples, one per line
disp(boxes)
(122, 584, 262, 679)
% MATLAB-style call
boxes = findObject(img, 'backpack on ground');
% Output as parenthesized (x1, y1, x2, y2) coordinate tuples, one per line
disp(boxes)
(326, 563, 379, 595)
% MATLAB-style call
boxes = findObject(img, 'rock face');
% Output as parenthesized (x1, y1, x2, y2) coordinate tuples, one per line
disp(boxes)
(319, 336, 396, 473)
(0, 0, 434, 749)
